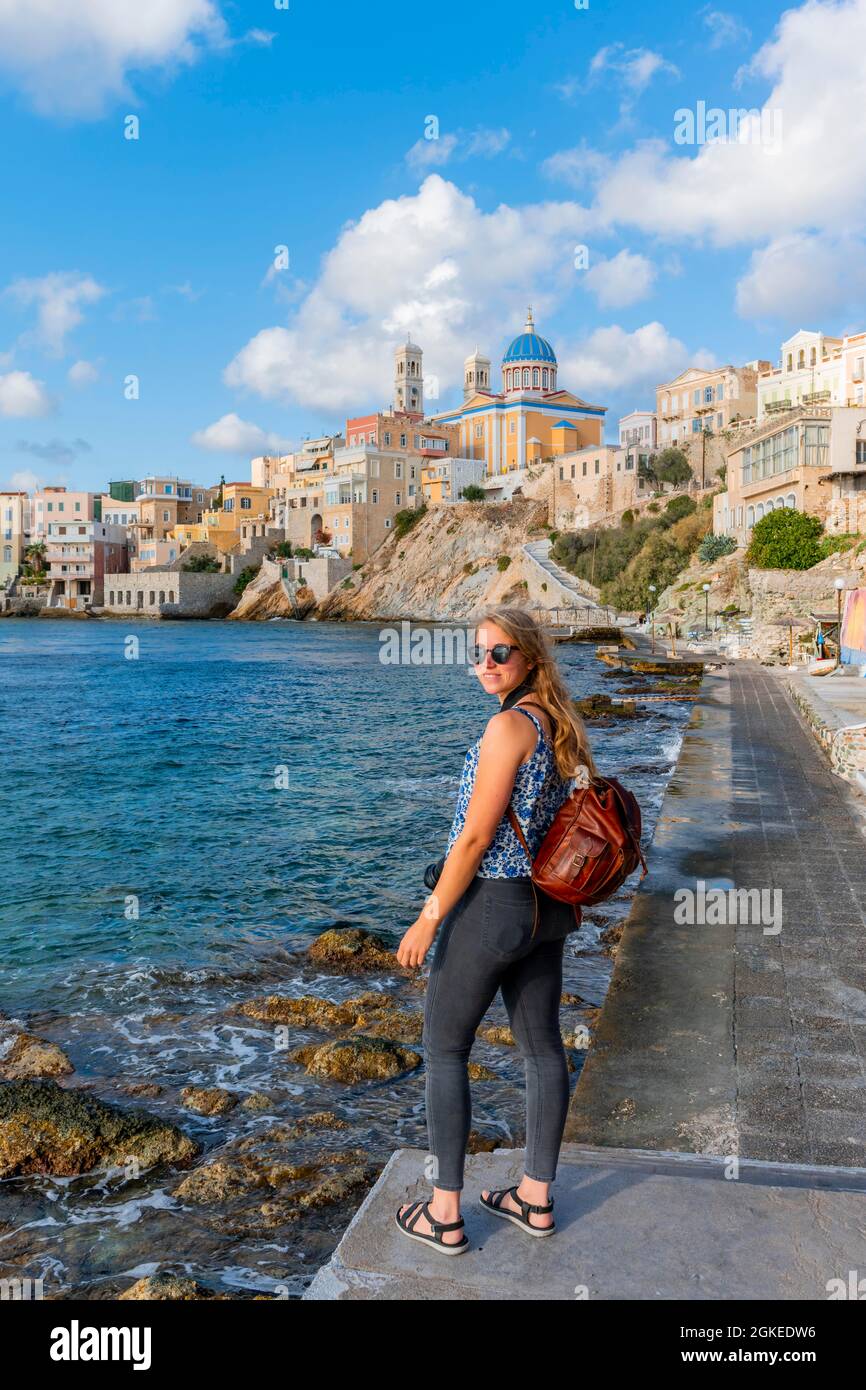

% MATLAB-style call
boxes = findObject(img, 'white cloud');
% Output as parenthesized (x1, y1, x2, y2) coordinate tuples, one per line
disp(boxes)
(589, 44, 680, 94)
(584, 0, 866, 250)
(6, 272, 106, 355)
(736, 232, 866, 321)
(224, 174, 591, 413)
(702, 7, 751, 47)
(0, 370, 53, 417)
(540, 145, 611, 190)
(191, 412, 292, 455)
(7, 468, 44, 491)
(558, 322, 711, 398)
(68, 358, 100, 387)
(0, 0, 228, 117)
(583, 250, 657, 309)
(405, 127, 510, 173)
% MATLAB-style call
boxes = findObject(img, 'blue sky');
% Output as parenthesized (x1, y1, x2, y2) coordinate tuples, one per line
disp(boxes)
(1, 0, 865, 493)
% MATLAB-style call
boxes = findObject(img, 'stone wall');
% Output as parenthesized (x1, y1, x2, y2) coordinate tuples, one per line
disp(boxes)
(102, 571, 238, 618)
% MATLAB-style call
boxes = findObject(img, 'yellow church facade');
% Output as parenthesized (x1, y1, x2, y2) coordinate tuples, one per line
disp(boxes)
(427, 311, 606, 476)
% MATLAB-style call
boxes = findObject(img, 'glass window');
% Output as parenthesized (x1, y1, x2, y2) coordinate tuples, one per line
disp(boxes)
(582, 461, 587, 477)
(717, 384, 724, 401)
(704, 386, 714, 403)
(694, 389, 700, 405)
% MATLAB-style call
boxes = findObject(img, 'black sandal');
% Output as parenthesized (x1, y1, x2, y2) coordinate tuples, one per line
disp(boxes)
(479, 1185, 556, 1237)
(395, 1199, 469, 1255)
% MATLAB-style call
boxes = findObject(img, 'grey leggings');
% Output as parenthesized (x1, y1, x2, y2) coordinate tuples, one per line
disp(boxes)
(422, 874, 577, 1192)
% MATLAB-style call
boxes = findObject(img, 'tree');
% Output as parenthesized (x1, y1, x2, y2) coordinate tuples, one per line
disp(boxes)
(24, 541, 47, 574)
(314, 527, 332, 545)
(653, 448, 693, 487)
(461, 483, 485, 501)
(746, 509, 823, 570)
(273, 540, 293, 558)
(620, 509, 635, 528)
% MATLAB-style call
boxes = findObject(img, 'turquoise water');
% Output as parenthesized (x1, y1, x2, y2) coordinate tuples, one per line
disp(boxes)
(0, 619, 691, 1296)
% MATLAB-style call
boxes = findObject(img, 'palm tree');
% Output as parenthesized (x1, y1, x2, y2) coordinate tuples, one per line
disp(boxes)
(24, 541, 47, 576)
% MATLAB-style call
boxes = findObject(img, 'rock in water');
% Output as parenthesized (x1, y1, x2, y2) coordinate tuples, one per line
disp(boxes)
(0, 1032, 74, 1079)
(0, 1079, 200, 1178)
(120, 1275, 228, 1301)
(305, 927, 396, 973)
(291, 1036, 421, 1081)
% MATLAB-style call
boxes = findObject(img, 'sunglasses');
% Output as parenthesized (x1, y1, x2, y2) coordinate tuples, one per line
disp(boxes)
(471, 643, 520, 665)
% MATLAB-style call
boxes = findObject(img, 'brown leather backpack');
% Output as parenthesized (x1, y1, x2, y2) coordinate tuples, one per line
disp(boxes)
(507, 773, 647, 910)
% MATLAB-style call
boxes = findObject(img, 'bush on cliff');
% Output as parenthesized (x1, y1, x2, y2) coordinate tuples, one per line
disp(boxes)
(461, 484, 485, 501)
(393, 505, 427, 540)
(601, 511, 711, 611)
(233, 564, 261, 595)
(746, 510, 823, 570)
(662, 495, 697, 524)
(182, 554, 221, 573)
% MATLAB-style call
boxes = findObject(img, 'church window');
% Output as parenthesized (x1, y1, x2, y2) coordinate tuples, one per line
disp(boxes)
(475, 423, 483, 438)
(523, 368, 530, 388)
(533, 368, 540, 388)
(542, 369, 549, 389)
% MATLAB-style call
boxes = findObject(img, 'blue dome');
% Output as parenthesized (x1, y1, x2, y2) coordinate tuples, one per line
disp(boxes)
(503, 329, 556, 365)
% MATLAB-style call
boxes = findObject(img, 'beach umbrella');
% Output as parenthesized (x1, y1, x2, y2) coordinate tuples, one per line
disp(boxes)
(769, 615, 811, 666)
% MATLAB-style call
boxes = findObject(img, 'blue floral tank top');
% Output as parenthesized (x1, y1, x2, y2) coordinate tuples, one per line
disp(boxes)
(445, 707, 576, 878)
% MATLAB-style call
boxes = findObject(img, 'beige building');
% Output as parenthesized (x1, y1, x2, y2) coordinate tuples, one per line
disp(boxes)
(1, 491, 31, 586)
(31, 487, 100, 539)
(713, 405, 866, 544)
(758, 329, 866, 420)
(131, 476, 218, 570)
(656, 362, 769, 447)
(271, 444, 422, 561)
(549, 445, 645, 530)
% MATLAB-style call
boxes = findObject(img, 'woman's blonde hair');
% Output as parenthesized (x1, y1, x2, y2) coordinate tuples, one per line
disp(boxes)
(475, 604, 598, 781)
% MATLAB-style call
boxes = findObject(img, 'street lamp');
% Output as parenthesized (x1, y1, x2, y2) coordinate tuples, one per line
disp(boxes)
(702, 582, 711, 635)
(648, 584, 657, 653)
(835, 577, 846, 664)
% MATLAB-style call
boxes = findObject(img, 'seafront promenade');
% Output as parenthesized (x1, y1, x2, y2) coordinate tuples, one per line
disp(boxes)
(305, 661, 866, 1299)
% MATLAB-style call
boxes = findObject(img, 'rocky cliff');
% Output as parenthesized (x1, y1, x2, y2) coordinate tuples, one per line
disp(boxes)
(317, 499, 568, 621)
(228, 559, 317, 622)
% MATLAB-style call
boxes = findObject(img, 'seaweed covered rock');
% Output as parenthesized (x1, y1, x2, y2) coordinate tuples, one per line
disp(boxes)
(181, 1086, 239, 1117)
(235, 990, 422, 1043)
(291, 1036, 420, 1082)
(305, 928, 396, 973)
(120, 1274, 228, 1301)
(0, 1079, 200, 1178)
(0, 1032, 74, 1080)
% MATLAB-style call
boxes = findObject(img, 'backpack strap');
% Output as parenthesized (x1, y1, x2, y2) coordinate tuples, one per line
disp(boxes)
(505, 806, 540, 939)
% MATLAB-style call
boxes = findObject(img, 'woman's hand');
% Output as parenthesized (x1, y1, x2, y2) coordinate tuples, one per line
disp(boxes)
(396, 912, 438, 969)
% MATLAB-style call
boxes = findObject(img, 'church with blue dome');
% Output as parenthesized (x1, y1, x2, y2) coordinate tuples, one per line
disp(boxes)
(429, 308, 605, 475)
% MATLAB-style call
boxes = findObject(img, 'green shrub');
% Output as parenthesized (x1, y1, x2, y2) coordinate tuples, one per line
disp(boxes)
(463, 561, 477, 575)
(647, 502, 660, 514)
(294, 546, 313, 559)
(817, 534, 857, 560)
(746, 510, 823, 570)
(461, 484, 485, 501)
(182, 554, 221, 572)
(620, 510, 634, 528)
(233, 564, 261, 595)
(273, 540, 293, 558)
(341, 578, 353, 589)
(698, 533, 737, 563)
(352, 562, 363, 571)
(496, 555, 511, 571)
(393, 505, 427, 539)
(662, 495, 697, 524)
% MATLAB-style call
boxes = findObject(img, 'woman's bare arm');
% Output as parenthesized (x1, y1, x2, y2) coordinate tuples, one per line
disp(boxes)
(396, 710, 536, 966)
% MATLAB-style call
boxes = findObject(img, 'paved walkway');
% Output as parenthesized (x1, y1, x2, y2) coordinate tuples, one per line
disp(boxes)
(567, 663, 866, 1167)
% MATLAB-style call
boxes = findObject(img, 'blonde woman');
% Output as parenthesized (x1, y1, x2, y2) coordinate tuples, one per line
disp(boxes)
(395, 605, 597, 1254)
